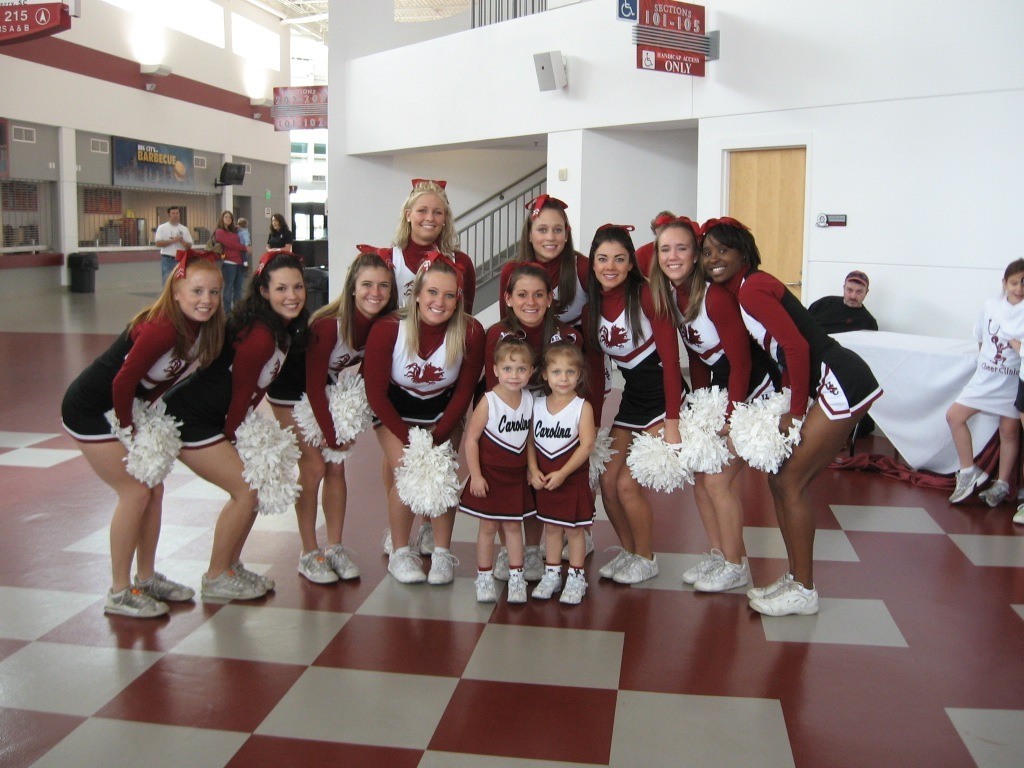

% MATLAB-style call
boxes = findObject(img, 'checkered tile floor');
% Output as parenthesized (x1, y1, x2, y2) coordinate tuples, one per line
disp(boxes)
(2, 328, 1024, 767)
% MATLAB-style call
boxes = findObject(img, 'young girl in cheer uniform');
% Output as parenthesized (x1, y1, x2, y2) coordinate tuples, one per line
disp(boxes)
(703, 217, 881, 616)
(946, 258, 1024, 506)
(269, 249, 397, 584)
(486, 263, 585, 582)
(363, 253, 485, 585)
(163, 251, 308, 602)
(460, 338, 536, 604)
(649, 217, 778, 593)
(583, 224, 684, 586)
(528, 342, 597, 604)
(62, 252, 225, 617)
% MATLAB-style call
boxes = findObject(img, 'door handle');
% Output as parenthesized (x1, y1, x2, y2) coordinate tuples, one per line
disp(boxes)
(785, 281, 802, 287)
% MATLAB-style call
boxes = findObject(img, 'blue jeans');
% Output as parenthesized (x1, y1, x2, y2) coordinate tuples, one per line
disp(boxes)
(161, 255, 176, 285)
(221, 262, 247, 313)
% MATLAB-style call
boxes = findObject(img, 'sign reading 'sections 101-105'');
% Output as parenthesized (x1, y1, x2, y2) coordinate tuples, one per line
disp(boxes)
(635, 0, 707, 77)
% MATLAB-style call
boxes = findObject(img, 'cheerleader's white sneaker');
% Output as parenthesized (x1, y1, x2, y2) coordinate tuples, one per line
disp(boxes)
(681, 550, 725, 586)
(749, 580, 819, 616)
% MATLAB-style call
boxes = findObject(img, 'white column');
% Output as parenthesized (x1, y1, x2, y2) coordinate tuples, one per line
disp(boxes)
(56, 127, 79, 287)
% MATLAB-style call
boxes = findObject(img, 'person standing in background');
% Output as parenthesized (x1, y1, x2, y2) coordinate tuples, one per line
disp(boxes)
(268, 213, 294, 252)
(155, 206, 193, 283)
(236, 218, 252, 270)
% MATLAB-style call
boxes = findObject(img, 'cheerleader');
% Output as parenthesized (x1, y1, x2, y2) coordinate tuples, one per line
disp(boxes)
(61, 252, 225, 617)
(384, 179, 478, 556)
(460, 338, 536, 604)
(649, 217, 777, 592)
(703, 217, 881, 616)
(363, 253, 485, 585)
(499, 194, 588, 328)
(163, 251, 308, 602)
(946, 259, 1024, 505)
(268, 249, 397, 584)
(583, 224, 684, 585)
(486, 263, 585, 583)
(529, 342, 597, 604)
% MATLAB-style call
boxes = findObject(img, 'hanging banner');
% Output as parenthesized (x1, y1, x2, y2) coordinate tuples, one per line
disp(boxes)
(272, 86, 328, 131)
(634, 0, 707, 77)
(0, 3, 72, 45)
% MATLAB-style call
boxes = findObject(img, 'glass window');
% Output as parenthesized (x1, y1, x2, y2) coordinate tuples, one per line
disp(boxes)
(313, 144, 327, 156)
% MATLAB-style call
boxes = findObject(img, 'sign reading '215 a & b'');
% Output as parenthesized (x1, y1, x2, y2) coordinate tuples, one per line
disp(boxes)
(0, 3, 72, 45)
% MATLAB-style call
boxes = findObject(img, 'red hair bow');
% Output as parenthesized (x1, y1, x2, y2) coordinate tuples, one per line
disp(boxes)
(657, 215, 702, 241)
(356, 243, 395, 271)
(412, 178, 447, 190)
(701, 217, 750, 236)
(255, 248, 301, 276)
(173, 249, 220, 279)
(526, 194, 569, 219)
(597, 223, 635, 232)
(418, 251, 465, 297)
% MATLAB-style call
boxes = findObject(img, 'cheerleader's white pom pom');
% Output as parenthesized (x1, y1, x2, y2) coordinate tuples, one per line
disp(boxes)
(105, 399, 182, 488)
(626, 430, 692, 493)
(395, 427, 460, 517)
(589, 427, 617, 492)
(293, 375, 373, 465)
(729, 389, 803, 473)
(678, 386, 733, 475)
(234, 411, 302, 515)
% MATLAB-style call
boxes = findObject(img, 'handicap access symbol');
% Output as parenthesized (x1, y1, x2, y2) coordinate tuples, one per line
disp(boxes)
(619, 0, 638, 21)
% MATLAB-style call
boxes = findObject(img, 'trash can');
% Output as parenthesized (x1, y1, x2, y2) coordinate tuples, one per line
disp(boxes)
(303, 266, 329, 313)
(68, 253, 99, 293)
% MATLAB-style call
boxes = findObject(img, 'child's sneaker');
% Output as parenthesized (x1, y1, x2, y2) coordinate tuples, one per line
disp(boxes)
(134, 572, 194, 602)
(475, 572, 497, 603)
(532, 569, 563, 599)
(523, 545, 544, 581)
(493, 547, 510, 581)
(979, 479, 1010, 507)
(507, 570, 527, 604)
(559, 571, 587, 605)
(104, 587, 169, 618)
(950, 466, 988, 503)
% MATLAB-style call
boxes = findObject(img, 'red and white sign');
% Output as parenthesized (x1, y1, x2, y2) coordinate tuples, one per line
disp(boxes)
(0, 3, 71, 45)
(635, 0, 707, 77)
(271, 86, 328, 131)
(637, 45, 705, 77)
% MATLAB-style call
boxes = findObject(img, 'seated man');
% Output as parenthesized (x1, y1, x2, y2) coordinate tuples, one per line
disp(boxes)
(808, 270, 878, 334)
(809, 270, 878, 435)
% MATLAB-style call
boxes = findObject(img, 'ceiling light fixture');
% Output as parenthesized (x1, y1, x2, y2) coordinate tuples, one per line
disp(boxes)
(394, 0, 470, 23)
(140, 63, 172, 77)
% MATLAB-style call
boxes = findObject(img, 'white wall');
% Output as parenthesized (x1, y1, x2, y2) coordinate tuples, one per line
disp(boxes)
(329, 0, 1024, 335)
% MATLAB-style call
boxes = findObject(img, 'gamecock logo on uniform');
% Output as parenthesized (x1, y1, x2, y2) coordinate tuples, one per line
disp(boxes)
(600, 324, 628, 348)
(406, 362, 445, 384)
(163, 358, 185, 377)
(684, 326, 703, 347)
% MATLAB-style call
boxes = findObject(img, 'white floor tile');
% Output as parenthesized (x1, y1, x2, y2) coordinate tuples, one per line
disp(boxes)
(166, 477, 230, 500)
(0, 431, 59, 448)
(356, 574, 496, 623)
(946, 707, 1024, 768)
(462, 624, 624, 689)
(0, 586, 101, 640)
(32, 719, 247, 768)
(169, 604, 349, 665)
(0, 642, 162, 715)
(420, 753, 595, 768)
(744, 526, 860, 562)
(948, 534, 1024, 567)
(611, 690, 795, 767)
(760, 597, 908, 647)
(0, 447, 81, 467)
(257, 667, 458, 748)
(830, 504, 945, 534)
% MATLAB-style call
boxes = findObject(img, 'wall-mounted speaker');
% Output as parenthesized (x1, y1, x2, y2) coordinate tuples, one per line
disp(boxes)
(533, 51, 568, 91)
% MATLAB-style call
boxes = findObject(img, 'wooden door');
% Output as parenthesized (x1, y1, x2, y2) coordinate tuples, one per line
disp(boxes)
(727, 148, 806, 301)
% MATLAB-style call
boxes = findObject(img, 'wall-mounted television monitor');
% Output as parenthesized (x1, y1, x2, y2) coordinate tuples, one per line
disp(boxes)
(216, 162, 246, 186)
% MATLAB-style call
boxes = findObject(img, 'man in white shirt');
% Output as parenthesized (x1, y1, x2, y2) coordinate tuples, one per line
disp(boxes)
(154, 206, 193, 283)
